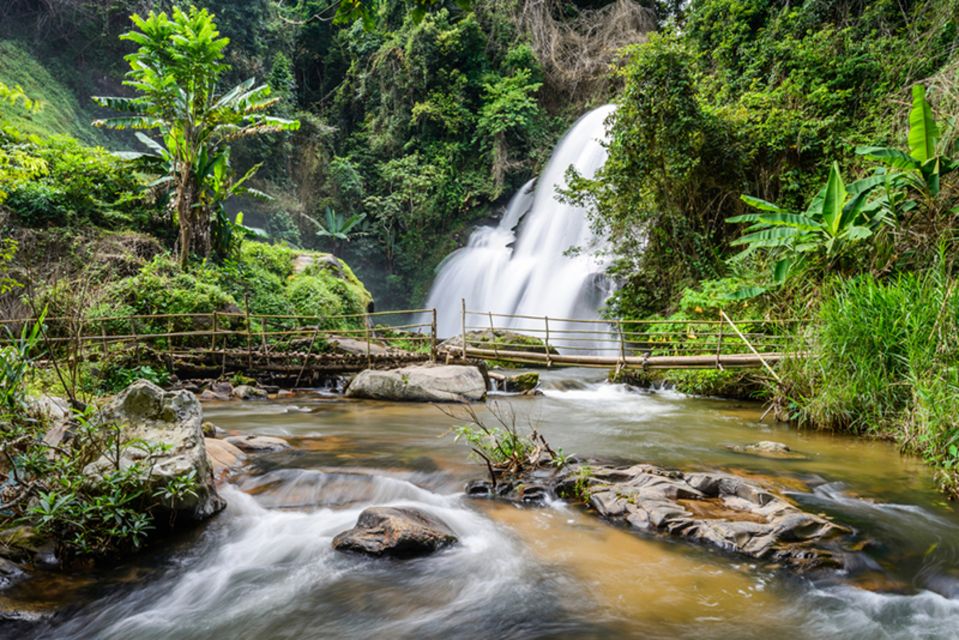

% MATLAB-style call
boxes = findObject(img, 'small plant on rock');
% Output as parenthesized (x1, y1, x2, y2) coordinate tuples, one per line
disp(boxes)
(442, 401, 567, 487)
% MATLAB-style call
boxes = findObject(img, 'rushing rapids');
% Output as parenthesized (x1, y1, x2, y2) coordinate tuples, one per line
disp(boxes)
(7, 370, 959, 639)
(425, 105, 616, 340)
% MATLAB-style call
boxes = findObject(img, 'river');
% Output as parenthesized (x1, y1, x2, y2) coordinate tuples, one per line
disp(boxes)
(8, 369, 959, 639)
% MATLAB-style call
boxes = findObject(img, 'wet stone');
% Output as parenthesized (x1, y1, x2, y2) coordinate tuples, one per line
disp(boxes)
(467, 461, 856, 573)
(224, 435, 292, 453)
(332, 506, 458, 558)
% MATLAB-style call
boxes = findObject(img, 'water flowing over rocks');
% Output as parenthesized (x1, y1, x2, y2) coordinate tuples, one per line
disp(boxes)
(89, 380, 225, 521)
(332, 506, 459, 558)
(424, 105, 616, 339)
(467, 461, 854, 572)
(345, 364, 487, 403)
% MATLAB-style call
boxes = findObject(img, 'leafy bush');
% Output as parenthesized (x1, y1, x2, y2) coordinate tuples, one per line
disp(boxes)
(0, 126, 157, 229)
(0, 316, 195, 558)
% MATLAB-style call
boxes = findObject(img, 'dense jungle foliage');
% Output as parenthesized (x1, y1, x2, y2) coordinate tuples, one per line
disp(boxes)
(569, 0, 959, 494)
(0, 0, 599, 306)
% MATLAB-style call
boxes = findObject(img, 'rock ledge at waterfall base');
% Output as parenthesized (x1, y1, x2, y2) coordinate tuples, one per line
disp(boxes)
(345, 364, 487, 403)
(466, 461, 855, 572)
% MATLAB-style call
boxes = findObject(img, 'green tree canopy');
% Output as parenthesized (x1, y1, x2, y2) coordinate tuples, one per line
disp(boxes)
(93, 5, 299, 268)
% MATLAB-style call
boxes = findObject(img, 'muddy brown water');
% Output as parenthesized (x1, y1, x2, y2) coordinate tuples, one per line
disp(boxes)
(9, 369, 959, 639)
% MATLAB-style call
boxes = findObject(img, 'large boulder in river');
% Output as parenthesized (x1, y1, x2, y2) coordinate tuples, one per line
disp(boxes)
(88, 380, 225, 521)
(345, 364, 486, 402)
(332, 506, 458, 558)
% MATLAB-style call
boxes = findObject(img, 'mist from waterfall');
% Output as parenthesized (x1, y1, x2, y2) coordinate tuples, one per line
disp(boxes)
(425, 104, 616, 342)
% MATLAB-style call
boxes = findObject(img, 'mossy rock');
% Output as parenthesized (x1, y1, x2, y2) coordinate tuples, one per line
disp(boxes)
(505, 371, 539, 393)
(440, 330, 558, 368)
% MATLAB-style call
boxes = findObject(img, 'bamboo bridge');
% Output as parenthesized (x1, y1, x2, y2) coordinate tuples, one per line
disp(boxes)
(1, 302, 801, 384)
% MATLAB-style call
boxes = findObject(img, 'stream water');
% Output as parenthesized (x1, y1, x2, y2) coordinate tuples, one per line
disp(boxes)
(8, 369, 959, 639)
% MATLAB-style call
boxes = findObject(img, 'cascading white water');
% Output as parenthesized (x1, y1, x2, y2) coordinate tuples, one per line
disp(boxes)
(425, 104, 616, 342)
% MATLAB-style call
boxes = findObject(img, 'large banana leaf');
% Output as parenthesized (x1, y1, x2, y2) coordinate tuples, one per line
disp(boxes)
(856, 145, 919, 170)
(821, 162, 847, 236)
(738, 194, 788, 214)
(908, 84, 939, 163)
(730, 226, 802, 248)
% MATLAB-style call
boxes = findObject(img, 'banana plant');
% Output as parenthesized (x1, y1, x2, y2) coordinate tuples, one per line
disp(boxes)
(857, 84, 958, 200)
(727, 162, 889, 287)
(93, 7, 299, 268)
(316, 206, 366, 242)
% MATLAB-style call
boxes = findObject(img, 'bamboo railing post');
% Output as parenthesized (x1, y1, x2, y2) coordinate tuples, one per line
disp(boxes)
(261, 316, 270, 370)
(211, 311, 218, 353)
(544, 316, 552, 368)
(460, 298, 467, 360)
(488, 311, 499, 359)
(244, 293, 253, 371)
(99, 318, 108, 358)
(131, 317, 140, 366)
(365, 312, 372, 370)
(715, 311, 724, 371)
(165, 317, 174, 371)
(430, 309, 437, 363)
(617, 319, 626, 367)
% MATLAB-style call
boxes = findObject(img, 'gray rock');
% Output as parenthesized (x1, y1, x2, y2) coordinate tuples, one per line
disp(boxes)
(211, 381, 234, 396)
(89, 380, 225, 521)
(231, 385, 268, 400)
(345, 365, 487, 403)
(0, 557, 25, 589)
(726, 440, 808, 459)
(25, 395, 71, 425)
(202, 421, 227, 438)
(332, 506, 458, 558)
(224, 434, 291, 453)
(198, 389, 230, 402)
(470, 461, 853, 572)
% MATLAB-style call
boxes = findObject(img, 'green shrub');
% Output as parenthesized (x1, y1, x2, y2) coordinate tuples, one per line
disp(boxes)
(0, 126, 157, 229)
(285, 274, 346, 326)
(780, 261, 959, 494)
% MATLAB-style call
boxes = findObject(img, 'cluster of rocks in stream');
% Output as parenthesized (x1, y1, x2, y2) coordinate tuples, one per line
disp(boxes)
(467, 461, 856, 572)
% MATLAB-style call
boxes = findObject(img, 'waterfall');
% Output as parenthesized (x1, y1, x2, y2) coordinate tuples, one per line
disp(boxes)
(425, 104, 616, 343)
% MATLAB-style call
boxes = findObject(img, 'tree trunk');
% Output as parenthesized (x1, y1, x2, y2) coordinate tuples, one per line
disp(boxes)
(176, 167, 195, 270)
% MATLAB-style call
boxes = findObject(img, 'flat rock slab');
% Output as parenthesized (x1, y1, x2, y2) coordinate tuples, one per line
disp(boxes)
(468, 462, 854, 572)
(224, 434, 291, 453)
(332, 506, 458, 558)
(205, 438, 247, 476)
(725, 441, 809, 460)
(345, 365, 486, 403)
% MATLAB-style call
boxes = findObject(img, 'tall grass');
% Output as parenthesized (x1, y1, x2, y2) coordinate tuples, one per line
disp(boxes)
(781, 261, 959, 494)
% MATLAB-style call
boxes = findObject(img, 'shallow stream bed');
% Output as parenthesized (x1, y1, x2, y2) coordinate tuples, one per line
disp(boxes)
(9, 369, 959, 639)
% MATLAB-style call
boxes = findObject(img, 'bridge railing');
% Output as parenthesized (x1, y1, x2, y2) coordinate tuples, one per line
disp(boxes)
(456, 303, 805, 371)
(0, 308, 439, 371)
